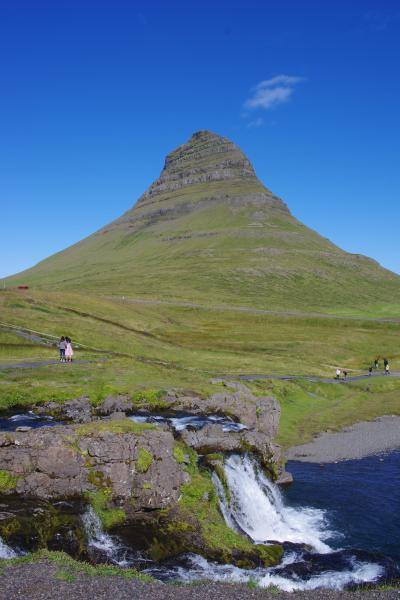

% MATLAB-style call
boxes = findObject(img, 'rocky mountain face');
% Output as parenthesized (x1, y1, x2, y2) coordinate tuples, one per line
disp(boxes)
(7, 130, 400, 311)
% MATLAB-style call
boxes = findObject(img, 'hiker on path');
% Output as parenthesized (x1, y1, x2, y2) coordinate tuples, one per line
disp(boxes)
(374, 359, 379, 369)
(343, 370, 348, 379)
(385, 363, 390, 375)
(59, 336, 66, 362)
(335, 368, 341, 380)
(384, 358, 388, 368)
(369, 366, 373, 376)
(65, 337, 74, 363)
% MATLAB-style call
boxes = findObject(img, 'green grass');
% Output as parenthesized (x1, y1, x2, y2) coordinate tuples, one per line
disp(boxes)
(0, 549, 154, 581)
(246, 377, 400, 449)
(0, 470, 18, 491)
(1, 287, 400, 448)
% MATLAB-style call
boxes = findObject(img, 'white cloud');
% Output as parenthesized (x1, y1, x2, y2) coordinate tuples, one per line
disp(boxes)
(243, 75, 305, 112)
(247, 117, 264, 128)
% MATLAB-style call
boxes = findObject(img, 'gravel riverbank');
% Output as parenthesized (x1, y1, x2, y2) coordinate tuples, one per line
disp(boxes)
(286, 415, 400, 463)
(0, 560, 399, 600)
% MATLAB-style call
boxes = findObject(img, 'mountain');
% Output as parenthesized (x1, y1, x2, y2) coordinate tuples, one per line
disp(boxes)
(7, 130, 400, 312)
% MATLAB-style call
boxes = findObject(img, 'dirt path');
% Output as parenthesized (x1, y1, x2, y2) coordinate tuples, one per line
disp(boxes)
(0, 359, 98, 370)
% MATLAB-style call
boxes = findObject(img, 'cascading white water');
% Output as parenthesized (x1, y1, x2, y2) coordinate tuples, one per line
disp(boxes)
(0, 536, 17, 559)
(219, 454, 332, 553)
(165, 552, 383, 592)
(81, 507, 130, 566)
(200, 454, 383, 591)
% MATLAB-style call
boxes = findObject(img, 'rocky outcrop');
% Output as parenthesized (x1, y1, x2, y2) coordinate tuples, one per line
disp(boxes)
(179, 425, 281, 477)
(34, 396, 92, 423)
(0, 421, 187, 517)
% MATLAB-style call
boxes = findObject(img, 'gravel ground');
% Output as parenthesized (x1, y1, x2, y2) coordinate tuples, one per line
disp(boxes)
(286, 415, 400, 463)
(1, 560, 399, 600)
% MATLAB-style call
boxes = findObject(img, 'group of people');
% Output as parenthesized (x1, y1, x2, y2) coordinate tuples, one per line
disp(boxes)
(335, 357, 391, 380)
(58, 336, 74, 362)
(370, 358, 391, 375)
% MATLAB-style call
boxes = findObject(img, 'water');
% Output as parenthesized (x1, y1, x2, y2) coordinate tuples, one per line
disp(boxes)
(0, 411, 61, 431)
(148, 552, 384, 592)
(81, 507, 149, 568)
(0, 536, 17, 559)
(153, 454, 398, 591)
(220, 454, 332, 552)
(130, 412, 246, 432)
(285, 450, 400, 564)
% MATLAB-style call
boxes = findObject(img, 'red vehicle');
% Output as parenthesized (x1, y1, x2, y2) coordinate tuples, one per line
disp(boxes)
(17, 285, 29, 290)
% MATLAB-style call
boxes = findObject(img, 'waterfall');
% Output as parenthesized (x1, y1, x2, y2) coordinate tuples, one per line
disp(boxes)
(81, 507, 131, 566)
(200, 453, 384, 591)
(218, 454, 332, 553)
(0, 536, 17, 559)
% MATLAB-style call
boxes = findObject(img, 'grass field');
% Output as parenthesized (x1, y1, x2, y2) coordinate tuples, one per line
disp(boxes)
(1, 288, 399, 447)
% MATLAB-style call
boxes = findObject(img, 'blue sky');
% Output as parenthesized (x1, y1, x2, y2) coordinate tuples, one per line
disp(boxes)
(1, 0, 399, 279)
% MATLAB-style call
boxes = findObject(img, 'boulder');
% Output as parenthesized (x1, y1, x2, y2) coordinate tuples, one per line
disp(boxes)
(96, 394, 133, 416)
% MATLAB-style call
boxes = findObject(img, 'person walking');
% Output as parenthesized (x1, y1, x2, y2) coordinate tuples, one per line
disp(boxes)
(368, 366, 373, 376)
(58, 336, 66, 362)
(65, 337, 74, 363)
(335, 368, 341, 380)
(343, 370, 348, 379)
(374, 359, 379, 369)
(385, 363, 390, 375)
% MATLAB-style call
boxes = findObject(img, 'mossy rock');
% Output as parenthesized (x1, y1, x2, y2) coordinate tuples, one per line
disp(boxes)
(86, 488, 126, 530)
(136, 448, 153, 473)
(0, 498, 87, 559)
(0, 470, 18, 492)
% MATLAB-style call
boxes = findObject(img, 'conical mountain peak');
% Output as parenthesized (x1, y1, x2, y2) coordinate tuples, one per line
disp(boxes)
(7, 130, 400, 314)
(138, 130, 258, 204)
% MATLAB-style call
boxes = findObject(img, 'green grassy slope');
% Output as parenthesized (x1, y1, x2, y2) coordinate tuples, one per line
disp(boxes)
(1, 288, 399, 449)
(6, 131, 400, 314)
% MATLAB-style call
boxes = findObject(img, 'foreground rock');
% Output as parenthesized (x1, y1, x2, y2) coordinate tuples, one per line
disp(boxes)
(0, 420, 185, 515)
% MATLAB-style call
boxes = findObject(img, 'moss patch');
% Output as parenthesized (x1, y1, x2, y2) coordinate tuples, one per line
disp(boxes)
(0, 470, 18, 492)
(86, 489, 126, 530)
(173, 443, 187, 464)
(76, 418, 155, 438)
(136, 448, 153, 473)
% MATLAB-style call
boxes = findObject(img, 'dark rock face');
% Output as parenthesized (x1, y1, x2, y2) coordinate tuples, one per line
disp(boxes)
(0, 424, 187, 516)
